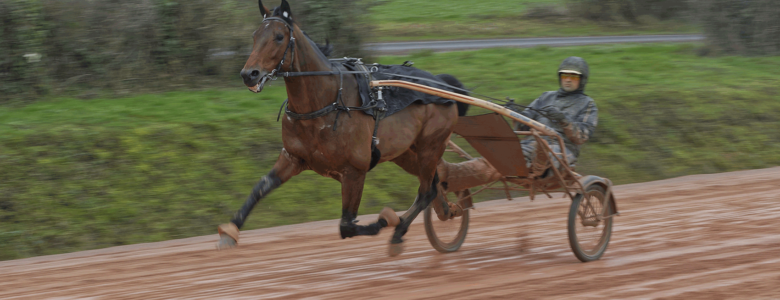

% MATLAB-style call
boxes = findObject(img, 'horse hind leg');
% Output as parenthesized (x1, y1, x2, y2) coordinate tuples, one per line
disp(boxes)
(388, 172, 440, 257)
(393, 150, 450, 221)
(389, 134, 452, 256)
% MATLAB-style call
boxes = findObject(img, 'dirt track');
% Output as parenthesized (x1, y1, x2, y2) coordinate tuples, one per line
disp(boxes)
(2, 167, 780, 299)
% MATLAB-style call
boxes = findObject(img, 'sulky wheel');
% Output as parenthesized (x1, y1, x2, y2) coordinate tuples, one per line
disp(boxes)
(567, 184, 613, 262)
(424, 189, 471, 253)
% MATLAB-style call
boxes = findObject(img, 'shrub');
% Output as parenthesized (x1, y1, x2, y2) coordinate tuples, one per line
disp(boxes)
(294, 0, 374, 60)
(0, 0, 372, 101)
(522, 4, 568, 21)
(692, 0, 780, 56)
(565, 0, 689, 24)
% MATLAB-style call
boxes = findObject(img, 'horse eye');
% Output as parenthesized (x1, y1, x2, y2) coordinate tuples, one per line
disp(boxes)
(275, 34, 284, 42)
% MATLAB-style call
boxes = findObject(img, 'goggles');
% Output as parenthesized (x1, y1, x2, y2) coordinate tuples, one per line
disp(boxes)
(559, 73, 581, 80)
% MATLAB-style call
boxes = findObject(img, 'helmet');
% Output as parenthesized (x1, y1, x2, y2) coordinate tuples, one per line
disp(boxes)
(557, 56, 589, 92)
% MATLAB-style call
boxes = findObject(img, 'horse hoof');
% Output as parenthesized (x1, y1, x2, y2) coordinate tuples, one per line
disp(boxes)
(448, 202, 464, 218)
(340, 222, 358, 239)
(216, 234, 237, 250)
(217, 223, 240, 242)
(216, 223, 239, 250)
(388, 242, 405, 257)
(379, 207, 400, 227)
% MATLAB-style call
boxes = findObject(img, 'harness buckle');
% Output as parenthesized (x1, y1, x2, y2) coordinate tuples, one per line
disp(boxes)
(376, 86, 384, 101)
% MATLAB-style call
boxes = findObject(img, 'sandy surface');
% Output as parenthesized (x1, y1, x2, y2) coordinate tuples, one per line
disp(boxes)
(2, 167, 780, 299)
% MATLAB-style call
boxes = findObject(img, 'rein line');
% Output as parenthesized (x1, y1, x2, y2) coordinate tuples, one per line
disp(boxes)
(261, 17, 546, 123)
(279, 68, 546, 117)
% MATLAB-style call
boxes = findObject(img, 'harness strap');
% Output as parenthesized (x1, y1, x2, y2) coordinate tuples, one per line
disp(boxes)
(277, 98, 288, 122)
(285, 101, 342, 120)
(278, 70, 371, 77)
(283, 99, 383, 121)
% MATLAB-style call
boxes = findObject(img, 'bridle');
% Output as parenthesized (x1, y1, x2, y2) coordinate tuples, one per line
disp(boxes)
(256, 16, 297, 88)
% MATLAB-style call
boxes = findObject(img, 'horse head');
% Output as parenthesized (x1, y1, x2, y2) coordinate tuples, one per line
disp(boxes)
(240, 0, 297, 93)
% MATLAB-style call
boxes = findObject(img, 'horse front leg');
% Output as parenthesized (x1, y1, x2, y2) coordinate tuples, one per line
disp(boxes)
(339, 169, 400, 239)
(216, 149, 306, 249)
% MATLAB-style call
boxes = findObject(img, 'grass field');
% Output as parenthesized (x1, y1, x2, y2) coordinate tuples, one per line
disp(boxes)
(2, 43, 780, 260)
(368, 0, 698, 41)
(371, 0, 556, 23)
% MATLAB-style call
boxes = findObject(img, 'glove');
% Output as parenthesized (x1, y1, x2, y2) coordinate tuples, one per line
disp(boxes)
(541, 105, 569, 124)
(504, 101, 525, 114)
(518, 109, 533, 118)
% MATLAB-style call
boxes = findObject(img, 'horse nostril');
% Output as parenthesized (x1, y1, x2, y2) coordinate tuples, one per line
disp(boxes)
(250, 70, 260, 77)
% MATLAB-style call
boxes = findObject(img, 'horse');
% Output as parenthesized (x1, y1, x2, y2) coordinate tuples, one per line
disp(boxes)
(216, 0, 469, 256)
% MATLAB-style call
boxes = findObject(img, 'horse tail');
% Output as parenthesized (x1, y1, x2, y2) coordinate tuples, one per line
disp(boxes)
(435, 74, 470, 116)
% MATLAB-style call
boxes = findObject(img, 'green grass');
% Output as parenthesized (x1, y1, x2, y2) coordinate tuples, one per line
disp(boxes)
(2, 43, 780, 260)
(368, 0, 698, 41)
(370, 0, 557, 23)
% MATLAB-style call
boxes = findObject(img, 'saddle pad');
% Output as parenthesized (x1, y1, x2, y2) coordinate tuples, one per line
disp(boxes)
(342, 62, 458, 118)
(453, 113, 529, 177)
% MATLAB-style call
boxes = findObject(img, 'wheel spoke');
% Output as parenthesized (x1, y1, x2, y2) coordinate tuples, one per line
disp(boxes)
(569, 186, 612, 262)
(424, 189, 470, 253)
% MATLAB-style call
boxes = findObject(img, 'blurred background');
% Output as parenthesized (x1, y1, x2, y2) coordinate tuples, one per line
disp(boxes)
(1, 0, 779, 260)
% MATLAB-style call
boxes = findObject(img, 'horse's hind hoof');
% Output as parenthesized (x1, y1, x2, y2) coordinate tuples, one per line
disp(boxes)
(388, 242, 405, 257)
(216, 234, 237, 250)
(379, 207, 400, 227)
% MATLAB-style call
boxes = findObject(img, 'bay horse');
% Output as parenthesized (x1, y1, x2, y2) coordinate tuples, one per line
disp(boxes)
(216, 0, 468, 256)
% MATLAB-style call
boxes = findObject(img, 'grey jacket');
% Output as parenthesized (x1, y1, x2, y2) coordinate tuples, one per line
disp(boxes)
(515, 57, 598, 158)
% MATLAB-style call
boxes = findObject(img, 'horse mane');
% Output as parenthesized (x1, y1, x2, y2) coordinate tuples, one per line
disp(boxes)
(314, 38, 334, 57)
(305, 32, 333, 57)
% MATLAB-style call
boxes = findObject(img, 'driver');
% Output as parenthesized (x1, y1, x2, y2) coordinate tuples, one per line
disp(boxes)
(437, 56, 598, 193)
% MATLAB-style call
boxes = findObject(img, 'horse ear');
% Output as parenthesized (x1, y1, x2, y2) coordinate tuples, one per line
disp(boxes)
(258, 0, 270, 18)
(279, 0, 293, 22)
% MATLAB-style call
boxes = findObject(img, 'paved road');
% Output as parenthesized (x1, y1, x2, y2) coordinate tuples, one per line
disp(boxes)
(366, 34, 704, 54)
(211, 34, 704, 58)
(2, 166, 780, 299)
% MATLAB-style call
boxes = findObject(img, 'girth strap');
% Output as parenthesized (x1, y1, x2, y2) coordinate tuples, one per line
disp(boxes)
(285, 101, 344, 120)
(280, 99, 384, 125)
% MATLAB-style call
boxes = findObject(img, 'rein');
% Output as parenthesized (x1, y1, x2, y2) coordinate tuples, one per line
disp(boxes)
(279, 68, 547, 117)
(261, 17, 548, 127)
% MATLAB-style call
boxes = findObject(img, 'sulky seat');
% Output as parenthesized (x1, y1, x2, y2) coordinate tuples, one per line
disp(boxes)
(453, 113, 529, 177)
